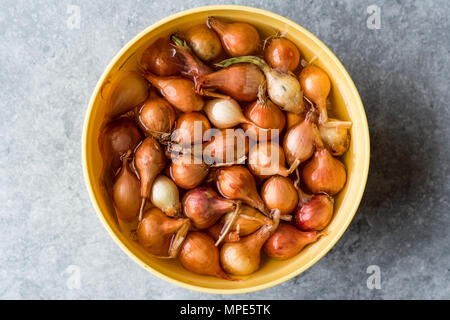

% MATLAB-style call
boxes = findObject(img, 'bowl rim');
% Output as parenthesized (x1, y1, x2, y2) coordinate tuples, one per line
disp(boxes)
(82, 4, 370, 294)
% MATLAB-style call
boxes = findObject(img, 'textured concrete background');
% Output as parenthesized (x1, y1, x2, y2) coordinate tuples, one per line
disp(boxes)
(0, 0, 449, 299)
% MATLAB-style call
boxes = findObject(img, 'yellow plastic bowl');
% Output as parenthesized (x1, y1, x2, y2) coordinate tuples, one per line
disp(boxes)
(82, 5, 370, 294)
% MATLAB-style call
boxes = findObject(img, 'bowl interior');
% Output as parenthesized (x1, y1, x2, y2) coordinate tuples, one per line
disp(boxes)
(83, 6, 369, 294)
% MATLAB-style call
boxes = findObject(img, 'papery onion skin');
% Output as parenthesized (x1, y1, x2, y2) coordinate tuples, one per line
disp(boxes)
(207, 17, 260, 57)
(182, 186, 235, 229)
(171, 112, 211, 146)
(138, 93, 176, 140)
(207, 205, 272, 243)
(171, 35, 212, 80)
(170, 154, 209, 189)
(220, 233, 264, 275)
(137, 208, 189, 256)
(248, 142, 292, 178)
(207, 223, 240, 243)
(204, 98, 246, 129)
(145, 73, 204, 113)
(179, 232, 231, 279)
(224, 205, 272, 236)
(319, 119, 351, 156)
(263, 223, 323, 260)
(299, 65, 331, 124)
(283, 114, 322, 166)
(135, 137, 166, 221)
(216, 165, 268, 215)
(112, 151, 141, 221)
(150, 175, 181, 217)
(295, 194, 334, 231)
(203, 128, 248, 165)
(261, 176, 298, 216)
(141, 37, 179, 76)
(302, 148, 346, 195)
(241, 99, 286, 141)
(220, 210, 280, 275)
(216, 56, 305, 114)
(265, 38, 300, 72)
(196, 64, 265, 102)
(135, 137, 166, 199)
(99, 117, 143, 174)
(105, 72, 150, 119)
(185, 24, 223, 61)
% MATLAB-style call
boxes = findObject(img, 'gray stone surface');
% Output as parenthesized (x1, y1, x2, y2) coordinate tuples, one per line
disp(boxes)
(0, 0, 449, 300)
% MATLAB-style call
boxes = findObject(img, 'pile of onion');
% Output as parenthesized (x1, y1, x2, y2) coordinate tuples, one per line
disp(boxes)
(99, 16, 352, 280)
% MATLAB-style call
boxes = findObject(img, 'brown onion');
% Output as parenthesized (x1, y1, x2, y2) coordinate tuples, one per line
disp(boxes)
(207, 17, 260, 57)
(112, 150, 140, 221)
(135, 137, 166, 220)
(104, 72, 149, 118)
(302, 148, 346, 195)
(196, 63, 265, 102)
(137, 90, 176, 141)
(217, 56, 305, 114)
(137, 208, 190, 258)
(145, 72, 204, 112)
(208, 205, 273, 243)
(265, 38, 300, 72)
(248, 142, 299, 178)
(220, 210, 280, 275)
(295, 193, 334, 231)
(241, 98, 286, 141)
(283, 112, 323, 166)
(184, 25, 223, 61)
(299, 65, 331, 124)
(261, 176, 298, 216)
(182, 186, 236, 229)
(170, 35, 212, 80)
(319, 119, 352, 156)
(224, 205, 272, 236)
(216, 165, 268, 216)
(140, 37, 179, 76)
(171, 112, 211, 146)
(169, 154, 209, 189)
(203, 128, 248, 165)
(264, 223, 324, 259)
(99, 117, 143, 174)
(179, 232, 231, 279)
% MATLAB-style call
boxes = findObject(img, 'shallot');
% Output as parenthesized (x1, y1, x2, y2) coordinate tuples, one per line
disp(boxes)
(265, 37, 300, 72)
(112, 150, 141, 221)
(145, 72, 204, 113)
(220, 209, 280, 275)
(179, 232, 231, 279)
(137, 208, 190, 258)
(216, 56, 305, 114)
(196, 63, 265, 102)
(150, 175, 181, 217)
(302, 148, 346, 195)
(299, 65, 331, 124)
(207, 16, 260, 57)
(184, 25, 223, 61)
(264, 223, 324, 259)
(135, 137, 166, 220)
